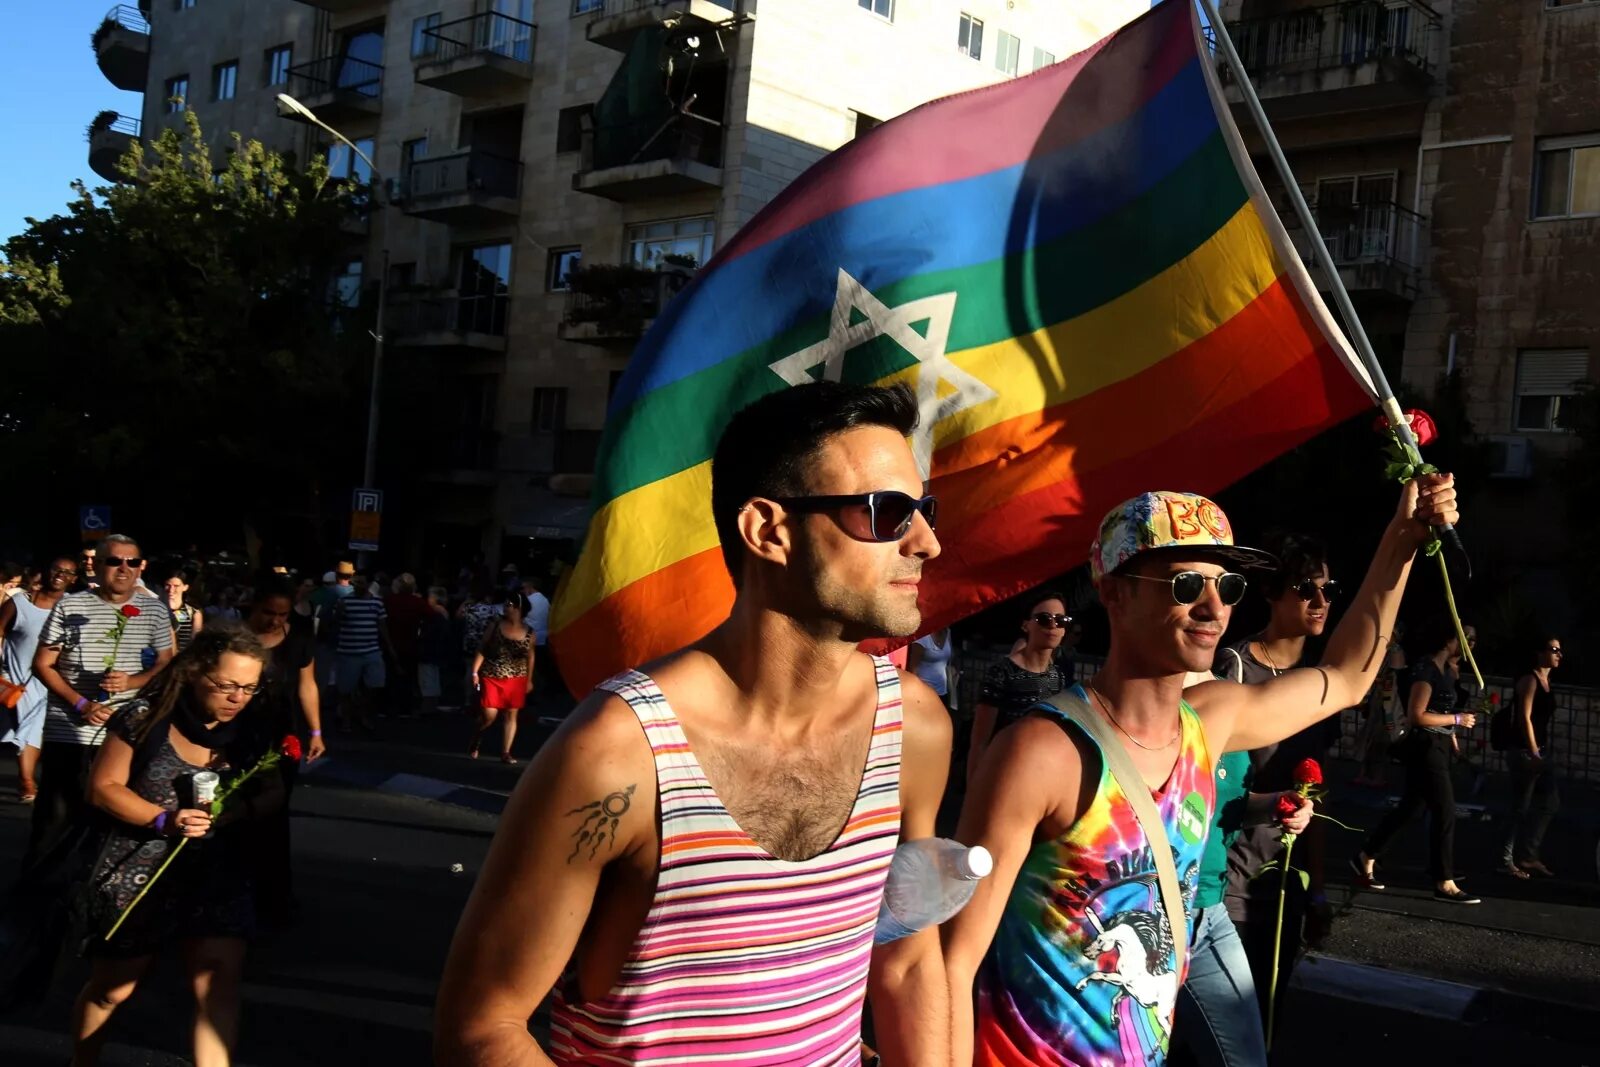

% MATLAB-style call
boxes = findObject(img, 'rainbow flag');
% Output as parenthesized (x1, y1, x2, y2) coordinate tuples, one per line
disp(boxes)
(551, 0, 1374, 693)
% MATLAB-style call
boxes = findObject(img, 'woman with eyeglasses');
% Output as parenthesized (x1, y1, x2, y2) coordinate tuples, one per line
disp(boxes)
(1497, 635, 1563, 879)
(1355, 615, 1480, 903)
(966, 591, 1069, 785)
(469, 593, 536, 764)
(162, 571, 204, 654)
(69, 626, 281, 1067)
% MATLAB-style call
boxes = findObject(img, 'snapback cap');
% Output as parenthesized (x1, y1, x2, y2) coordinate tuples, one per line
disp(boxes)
(1090, 491, 1278, 582)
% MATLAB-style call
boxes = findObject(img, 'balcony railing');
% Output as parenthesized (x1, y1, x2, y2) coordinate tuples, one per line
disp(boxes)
(97, 4, 150, 37)
(405, 149, 522, 201)
(387, 290, 509, 339)
(561, 264, 691, 342)
(1223, 1, 1440, 83)
(587, 0, 733, 14)
(87, 112, 141, 141)
(591, 115, 723, 172)
(286, 55, 383, 99)
(1287, 198, 1426, 300)
(421, 11, 537, 65)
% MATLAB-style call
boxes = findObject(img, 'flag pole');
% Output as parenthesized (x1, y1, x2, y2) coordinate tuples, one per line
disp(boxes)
(1197, 0, 1467, 569)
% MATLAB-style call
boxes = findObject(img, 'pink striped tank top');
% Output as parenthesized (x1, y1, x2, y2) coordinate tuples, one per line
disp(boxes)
(548, 656, 905, 1066)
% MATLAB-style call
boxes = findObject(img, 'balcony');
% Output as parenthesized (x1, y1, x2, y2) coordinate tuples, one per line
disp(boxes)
(282, 56, 383, 126)
(397, 149, 522, 226)
(431, 428, 501, 485)
(386, 289, 509, 358)
(1284, 199, 1426, 304)
(1216, 1, 1440, 120)
(93, 5, 150, 92)
(574, 117, 722, 202)
(584, 0, 744, 54)
(415, 12, 536, 97)
(87, 112, 139, 183)
(558, 264, 690, 346)
(294, 0, 384, 12)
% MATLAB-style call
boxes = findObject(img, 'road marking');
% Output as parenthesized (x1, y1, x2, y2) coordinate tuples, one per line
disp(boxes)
(1290, 954, 1480, 1021)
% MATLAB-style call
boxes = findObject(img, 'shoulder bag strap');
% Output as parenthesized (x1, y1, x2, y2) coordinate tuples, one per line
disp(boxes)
(1044, 690, 1188, 966)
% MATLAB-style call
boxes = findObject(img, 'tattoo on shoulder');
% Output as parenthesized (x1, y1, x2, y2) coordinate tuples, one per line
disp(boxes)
(566, 784, 636, 863)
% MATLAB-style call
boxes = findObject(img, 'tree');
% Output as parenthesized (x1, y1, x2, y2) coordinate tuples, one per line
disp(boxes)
(0, 112, 370, 561)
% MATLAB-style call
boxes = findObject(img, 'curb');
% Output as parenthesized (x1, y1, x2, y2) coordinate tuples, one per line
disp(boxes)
(302, 758, 509, 815)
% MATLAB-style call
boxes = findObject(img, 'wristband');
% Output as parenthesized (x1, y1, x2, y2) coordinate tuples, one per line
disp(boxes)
(74, 696, 89, 713)
(152, 811, 170, 835)
(310, 730, 322, 737)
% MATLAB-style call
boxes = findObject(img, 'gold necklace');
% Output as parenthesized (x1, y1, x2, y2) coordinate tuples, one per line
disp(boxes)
(1257, 639, 1285, 677)
(1086, 685, 1180, 752)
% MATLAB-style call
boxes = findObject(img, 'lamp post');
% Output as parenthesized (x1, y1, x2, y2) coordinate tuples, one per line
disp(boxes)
(278, 92, 387, 569)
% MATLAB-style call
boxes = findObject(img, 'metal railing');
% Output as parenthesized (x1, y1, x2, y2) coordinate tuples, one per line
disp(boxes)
(102, 4, 151, 34)
(404, 149, 522, 201)
(590, 115, 723, 171)
(286, 55, 383, 99)
(387, 290, 509, 339)
(588, 0, 733, 14)
(87, 112, 141, 141)
(1223, 0, 1440, 82)
(420, 11, 537, 65)
(1284, 198, 1426, 297)
(563, 264, 691, 331)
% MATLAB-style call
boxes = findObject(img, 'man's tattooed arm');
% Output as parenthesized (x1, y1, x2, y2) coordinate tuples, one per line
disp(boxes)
(566, 783, 636, 863)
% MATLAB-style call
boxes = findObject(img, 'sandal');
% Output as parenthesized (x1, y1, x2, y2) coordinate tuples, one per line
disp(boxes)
(500, 754, 518, 765)
(467, 744, 480, 760)
(1499, 861, 1531, 880)
(1520, 859, 1555, 877)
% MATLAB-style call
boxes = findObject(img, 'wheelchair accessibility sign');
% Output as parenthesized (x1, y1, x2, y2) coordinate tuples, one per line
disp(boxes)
(80, 505, 112, 542)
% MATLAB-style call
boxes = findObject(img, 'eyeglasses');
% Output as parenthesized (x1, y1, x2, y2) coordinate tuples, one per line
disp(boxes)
(1031, 612, 1072, 629)
(1123, 570, 1249, 606)
(205, 675, 260, 697)
(1547, 647, 1564, 656)
(49, 568, 78, 577)
(773, 490, 938, 543)
(1294, 578, 1340, 603)
(102, 557, 145, 570)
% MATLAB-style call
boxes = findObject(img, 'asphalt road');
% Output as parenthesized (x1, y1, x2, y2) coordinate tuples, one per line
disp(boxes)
(1, 712, 1596, 1065)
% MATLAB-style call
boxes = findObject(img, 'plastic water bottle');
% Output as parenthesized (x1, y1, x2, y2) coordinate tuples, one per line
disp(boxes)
(874, 838, 993, 944)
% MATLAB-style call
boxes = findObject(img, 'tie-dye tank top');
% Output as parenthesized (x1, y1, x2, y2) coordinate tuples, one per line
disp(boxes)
(975, 686, 1215, 1067)
(548, 657, 904, 1065)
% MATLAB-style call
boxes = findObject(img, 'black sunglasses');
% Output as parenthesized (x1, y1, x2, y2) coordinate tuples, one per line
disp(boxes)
(1124, 570, 1249, 606)
(1031, 612, 1072, 629)
(1294, 578, 1340, 602)
(102, 557, 145, 569)
(773, 490, 938, 543)
(1547, 647, 1564, 656)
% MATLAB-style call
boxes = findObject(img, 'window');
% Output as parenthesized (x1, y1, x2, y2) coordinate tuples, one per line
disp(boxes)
(626, 215, 714, 270)
(858, 0, 893, 19)
(852, 111, 884, 139)
(265, 45, 292, 86)
(212, 61, 238, 101)
(459, 243, 513, 335)
(546, 247, 581, 291)
(402, 137, 429, 169)
(165, 75, 189, 113)
(556, 105, 590, 154)
(174, 0, 195, 9)
(958, 14, 984, 60)
(1032, 47, 1056, 72)
(389, 261, 417, 289)
(573, 0, 604, 13)
(1514, 350, 1589, 432)
(1533, 134, 1600, 219)
(532, 388, 567, 433)
(412, 13, 442, 58)
(995, 31, 1020, 76)
(327, 138, 375, 184)
(335, 259, 363, 309)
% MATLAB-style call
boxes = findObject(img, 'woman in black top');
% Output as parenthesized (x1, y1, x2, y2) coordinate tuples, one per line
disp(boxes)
(966, 590, 1068, 785)
(1500, 635, 1562, 878)
(1356, 617, 1480, 903)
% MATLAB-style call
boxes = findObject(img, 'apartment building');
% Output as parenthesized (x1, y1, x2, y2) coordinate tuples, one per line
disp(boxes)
(1212, 0, 1600, 620)
(90, 0, 1145, 568)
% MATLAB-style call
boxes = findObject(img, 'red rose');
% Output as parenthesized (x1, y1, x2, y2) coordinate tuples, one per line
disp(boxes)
(280, 735, 303, 762)
(1294, 758, 1323, 787)
(1275, 793, 1301, 820)
(1374, 409, 1438, 447)
(120, 604, 141, 618)
(1490, 692, 1502, 706)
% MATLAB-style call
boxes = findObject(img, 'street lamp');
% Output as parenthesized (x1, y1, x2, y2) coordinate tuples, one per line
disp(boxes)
(278, 92, 388, 568)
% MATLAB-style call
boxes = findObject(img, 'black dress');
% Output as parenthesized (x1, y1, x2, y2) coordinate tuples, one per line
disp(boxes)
(88, 702, 256, 958)
(249, 629, 313, 919)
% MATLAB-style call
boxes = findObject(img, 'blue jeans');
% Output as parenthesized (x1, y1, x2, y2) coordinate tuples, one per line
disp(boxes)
(1170, 903, 1268, 1067)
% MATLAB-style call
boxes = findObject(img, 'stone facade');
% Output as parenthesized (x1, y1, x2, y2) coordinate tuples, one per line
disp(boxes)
(117, 0, 1144, 567)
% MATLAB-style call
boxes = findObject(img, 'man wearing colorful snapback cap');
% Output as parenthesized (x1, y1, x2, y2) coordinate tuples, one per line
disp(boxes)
(946, 477, 1458, 1067)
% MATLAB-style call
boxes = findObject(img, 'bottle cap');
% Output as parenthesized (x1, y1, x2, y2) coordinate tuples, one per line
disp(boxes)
(960, 845, 994, 880)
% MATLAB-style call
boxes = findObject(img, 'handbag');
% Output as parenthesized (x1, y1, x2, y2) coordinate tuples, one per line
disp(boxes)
(1044, 690, 1188, 967)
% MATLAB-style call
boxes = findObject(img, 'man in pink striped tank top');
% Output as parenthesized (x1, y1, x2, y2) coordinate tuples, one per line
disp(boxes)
(945, 480, 1461, 1066)
(437, 382, 953, 1067)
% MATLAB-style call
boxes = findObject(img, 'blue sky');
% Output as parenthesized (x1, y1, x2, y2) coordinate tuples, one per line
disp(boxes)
(0, 1, 143, 241)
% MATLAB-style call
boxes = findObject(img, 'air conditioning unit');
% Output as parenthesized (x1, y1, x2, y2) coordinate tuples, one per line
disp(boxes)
(1487, 434, 1534, 479)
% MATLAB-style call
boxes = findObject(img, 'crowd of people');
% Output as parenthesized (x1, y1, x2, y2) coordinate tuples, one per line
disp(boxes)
(0, 381, 1572, 1067)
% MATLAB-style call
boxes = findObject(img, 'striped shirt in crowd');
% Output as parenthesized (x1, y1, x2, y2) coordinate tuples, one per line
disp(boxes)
(41, 591, 174, 746)
(549, 656, 904, 1065)
(334, 596, 387, 656)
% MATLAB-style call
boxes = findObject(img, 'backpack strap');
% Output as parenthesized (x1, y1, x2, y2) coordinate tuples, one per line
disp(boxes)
(1043, 689, 1188, 967)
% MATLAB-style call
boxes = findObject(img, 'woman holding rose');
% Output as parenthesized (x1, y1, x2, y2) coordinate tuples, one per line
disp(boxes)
(69, 626, 282, 1067)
